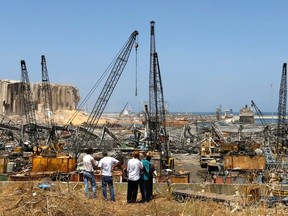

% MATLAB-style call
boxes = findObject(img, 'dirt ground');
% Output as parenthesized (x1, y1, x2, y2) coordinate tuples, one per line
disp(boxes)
(173, 153, 205, 183)
(0, 153, 286, 216)
(0, 177, 287, 216)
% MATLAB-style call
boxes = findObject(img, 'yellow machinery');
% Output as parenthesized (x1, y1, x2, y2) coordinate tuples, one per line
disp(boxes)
(32, 155, 76, 173)
(32, 136, 76, 174)
(200, 132, 221, 168)
(224, 155, 265, 170)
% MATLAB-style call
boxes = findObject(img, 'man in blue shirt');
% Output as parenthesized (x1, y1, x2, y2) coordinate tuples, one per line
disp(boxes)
(139, 153, 150, 203)
(146, 155, 155, 202)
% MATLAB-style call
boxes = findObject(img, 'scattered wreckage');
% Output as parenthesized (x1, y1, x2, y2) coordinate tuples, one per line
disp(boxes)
(0, 101, 288, 209)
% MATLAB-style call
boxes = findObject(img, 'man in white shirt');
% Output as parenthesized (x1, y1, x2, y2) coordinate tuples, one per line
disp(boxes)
(126, 151, 143, 203)
(83, 148, 98, 199)
(98, 151, 119, 201)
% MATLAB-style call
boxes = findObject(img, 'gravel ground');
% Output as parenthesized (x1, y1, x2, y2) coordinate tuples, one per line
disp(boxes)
(173, 153, 206, 183)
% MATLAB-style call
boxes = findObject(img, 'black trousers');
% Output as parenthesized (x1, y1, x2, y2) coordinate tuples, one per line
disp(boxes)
(145, 177, 153, 201)
(127, 179, 139, 203)
(139, 179, 147, 202)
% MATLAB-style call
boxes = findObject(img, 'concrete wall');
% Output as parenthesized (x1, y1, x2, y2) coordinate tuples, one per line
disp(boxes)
(169, 183, 288, 196)
(0, 80, 80, 116)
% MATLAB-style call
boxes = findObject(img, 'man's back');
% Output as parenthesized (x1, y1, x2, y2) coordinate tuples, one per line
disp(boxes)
(99, 156, 119, 176)
(83, 154, 97, 172)
(141, 159, 150, 180)
(127, 158, 143, 181)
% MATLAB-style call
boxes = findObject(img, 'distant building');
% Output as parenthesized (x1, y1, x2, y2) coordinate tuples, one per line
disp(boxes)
(239, 105, 254, 124)
(224, 108, 233, 119)
(0, 80, 80, 116)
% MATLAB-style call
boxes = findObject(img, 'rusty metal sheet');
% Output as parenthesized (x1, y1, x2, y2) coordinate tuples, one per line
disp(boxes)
(32, 156, 76, 173)
(224, 155, 265, 170)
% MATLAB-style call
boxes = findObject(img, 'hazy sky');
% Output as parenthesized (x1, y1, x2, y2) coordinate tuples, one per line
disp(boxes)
(1, 1, 287, 113)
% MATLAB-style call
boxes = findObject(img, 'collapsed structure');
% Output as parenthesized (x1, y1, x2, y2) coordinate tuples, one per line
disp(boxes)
(0, 21, 287, 211)
(0, 80, 80, 117)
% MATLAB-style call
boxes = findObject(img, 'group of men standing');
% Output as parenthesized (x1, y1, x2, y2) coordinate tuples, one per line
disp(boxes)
(126, 151, 155, 203)
(82, 148, 155, 203)
(82, 148, 119, 201)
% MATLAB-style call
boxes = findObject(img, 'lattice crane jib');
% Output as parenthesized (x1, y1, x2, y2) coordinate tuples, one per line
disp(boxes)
(148, 21, 167, 152)
(149, 21, 156, 123)
(251, 100, 270, 141)
(277, 63, 287, 153)
(251, 100, 266, 127)
(77, 30, 139, 150)
(21, 60, 37, 125)
(41, 55, 54, 127)
(20, 60, 38, 145)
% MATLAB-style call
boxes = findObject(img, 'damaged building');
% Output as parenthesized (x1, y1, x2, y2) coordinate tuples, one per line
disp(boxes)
(0, 80, 80, 117)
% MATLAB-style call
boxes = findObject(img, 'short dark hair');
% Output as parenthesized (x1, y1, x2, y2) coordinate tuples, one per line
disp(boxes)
(102, 151, 108, 156)
(146, 155, 151, 161)
(86, 148, 93, 155)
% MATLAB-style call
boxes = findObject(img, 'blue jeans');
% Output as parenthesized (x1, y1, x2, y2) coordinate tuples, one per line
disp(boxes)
(101, 175, 115, 201)
(83, 171, 97, 198)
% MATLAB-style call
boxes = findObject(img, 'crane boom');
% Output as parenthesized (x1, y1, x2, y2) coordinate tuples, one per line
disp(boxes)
(251, 100, 267, 127)
(251, 100, 270, 142)
(276, 63, 287, 153)
(146, 21, 173, 173)
(148, 21, 167, 151)
(41, 55, 54, 127)
(21, 60, 37, 125)
(21, 60, 38, 145)
(79, 30, 139, 148)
